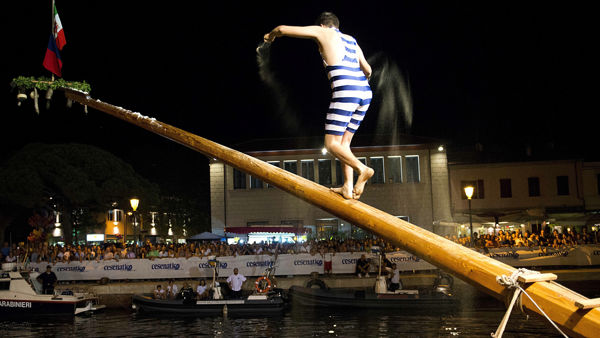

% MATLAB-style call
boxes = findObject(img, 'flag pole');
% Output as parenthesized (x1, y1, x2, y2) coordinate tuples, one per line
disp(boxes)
(51, 0, 55, 81)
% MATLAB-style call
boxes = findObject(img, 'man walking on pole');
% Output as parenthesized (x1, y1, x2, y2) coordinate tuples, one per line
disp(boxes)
(264, 12, 374, 200)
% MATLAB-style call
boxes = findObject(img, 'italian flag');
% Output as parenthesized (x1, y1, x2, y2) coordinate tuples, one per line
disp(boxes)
(53, 4, 66, 50)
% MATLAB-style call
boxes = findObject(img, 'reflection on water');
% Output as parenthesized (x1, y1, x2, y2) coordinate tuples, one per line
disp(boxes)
(0, 298, 564, 337)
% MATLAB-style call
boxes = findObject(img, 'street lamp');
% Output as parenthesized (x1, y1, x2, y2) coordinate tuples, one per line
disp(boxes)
(130, 197, 139, 212)
(110, 208, 121, 237)
(130, 197, 140, 243)
(464, 186, 474, 246)
(53, 211, 62, 238)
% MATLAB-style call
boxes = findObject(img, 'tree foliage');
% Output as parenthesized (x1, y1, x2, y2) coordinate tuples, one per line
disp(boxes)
(0, 143, 160, 240)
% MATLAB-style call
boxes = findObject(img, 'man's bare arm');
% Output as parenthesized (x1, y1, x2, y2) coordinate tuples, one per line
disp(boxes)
(264, 25, 325, 43)
(356, 45, 372, 80)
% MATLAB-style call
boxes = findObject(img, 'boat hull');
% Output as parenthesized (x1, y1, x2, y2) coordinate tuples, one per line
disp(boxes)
(0, 297, 89, 315)
(288, 286, 458, 309)
(132, 294, 285, 315)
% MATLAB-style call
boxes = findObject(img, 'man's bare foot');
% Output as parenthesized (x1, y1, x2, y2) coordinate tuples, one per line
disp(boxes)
(353, 167, 374, 199)
(331, 186, 354, 199)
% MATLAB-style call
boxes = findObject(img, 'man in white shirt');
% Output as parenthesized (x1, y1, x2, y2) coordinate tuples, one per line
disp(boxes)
(388, 263, 403, 292)
(226, 268, 246, 299)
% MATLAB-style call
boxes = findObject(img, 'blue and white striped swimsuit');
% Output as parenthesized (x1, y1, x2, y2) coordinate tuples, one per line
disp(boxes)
(324, 29, 372, 136)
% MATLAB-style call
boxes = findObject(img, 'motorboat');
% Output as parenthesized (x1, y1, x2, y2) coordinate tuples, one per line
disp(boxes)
(132, 258, 285, 316)
(132, 288, 285, 316)
(289, 253, 458, 309)
(288, 283, 458, 309)
(0, 270, 104, 316)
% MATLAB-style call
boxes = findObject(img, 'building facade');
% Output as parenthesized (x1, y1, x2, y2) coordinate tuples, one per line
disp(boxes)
(209, 137, 600, 240)
(209, 137, 453, 238)
(449, 159, 600, 235)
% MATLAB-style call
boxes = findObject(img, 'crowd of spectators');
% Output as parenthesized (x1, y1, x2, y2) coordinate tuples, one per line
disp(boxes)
(1, 238, 401, 265)
(449, 227, 600, 250)
(2, 227, 598, 265)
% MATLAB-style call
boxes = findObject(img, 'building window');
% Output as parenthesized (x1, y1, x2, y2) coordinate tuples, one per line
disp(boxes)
(284, 160, 297, 175)
(266, 161, 280, 188)
(301, 160, 315, 181)
(233, 168, 246, 189)
(281, 220, 303, 227)
(500, 179, 512, 198)
(335, 160, 343, 186)
(528, 177, 540, 197)
(557, 176, 569, 196)
(250, 176, 263, 189)
(318, 159, 332, 185)
(247, 221, 268, 226)
(370, 157, 385, 184)
(405, 155, 420, 183)
(396, 215, 410, 222)
(388, 156, 402, 183)
(461, 180, 485, 199)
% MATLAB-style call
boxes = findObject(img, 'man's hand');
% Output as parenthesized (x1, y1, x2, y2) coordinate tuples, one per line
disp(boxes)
(264, 27, 281, 43)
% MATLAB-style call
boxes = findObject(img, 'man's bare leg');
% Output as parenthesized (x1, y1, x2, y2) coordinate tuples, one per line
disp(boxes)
(325, 132, 373, 199)
(341, 131, 373, 199)
(330, 162, 354, 199)
(330, 132, 355, 198)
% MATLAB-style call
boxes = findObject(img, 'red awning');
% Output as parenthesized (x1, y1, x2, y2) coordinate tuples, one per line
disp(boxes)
(225, 227, 309, 234)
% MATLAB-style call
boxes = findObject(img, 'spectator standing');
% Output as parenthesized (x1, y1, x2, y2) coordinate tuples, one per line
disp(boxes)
(322, 247, 335, 276)
(103, 248, 114, 261)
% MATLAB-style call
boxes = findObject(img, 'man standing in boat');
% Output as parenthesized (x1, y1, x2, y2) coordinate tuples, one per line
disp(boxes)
(264, 12, 374, 200)
(227, 268, 246, 299)
(37, 265, 58, 295)
(387, 263, 403, 292)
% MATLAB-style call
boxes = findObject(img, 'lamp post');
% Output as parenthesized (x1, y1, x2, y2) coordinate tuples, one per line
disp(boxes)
(130, 197, 139, 244)
(53, 211, 62, 238)
(464, 186, 474, 246)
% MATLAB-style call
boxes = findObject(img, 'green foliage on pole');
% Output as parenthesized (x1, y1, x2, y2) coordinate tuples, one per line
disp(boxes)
(11, 76, 91, 93)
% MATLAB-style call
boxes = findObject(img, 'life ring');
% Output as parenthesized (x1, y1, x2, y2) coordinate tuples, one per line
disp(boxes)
(255, 276, 272, 293)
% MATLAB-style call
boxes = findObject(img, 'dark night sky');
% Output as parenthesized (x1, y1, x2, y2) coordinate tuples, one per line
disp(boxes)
(2, 1, 596, 204)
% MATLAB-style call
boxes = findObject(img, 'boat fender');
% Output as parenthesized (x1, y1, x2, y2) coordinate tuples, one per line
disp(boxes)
(306, 278, 327, 290)
(255, 276, 272, 293)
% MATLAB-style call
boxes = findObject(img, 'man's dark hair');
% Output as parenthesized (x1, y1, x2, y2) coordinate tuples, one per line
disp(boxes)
(316, 12, 340, 28)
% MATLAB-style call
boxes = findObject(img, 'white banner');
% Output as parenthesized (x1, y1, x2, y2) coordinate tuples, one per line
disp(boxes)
(27, 251, 432, 281)
(26, 245, 600, 281)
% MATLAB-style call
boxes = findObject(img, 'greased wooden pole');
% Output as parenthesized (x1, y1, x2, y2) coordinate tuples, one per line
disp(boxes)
(63, 88, 599, 337)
